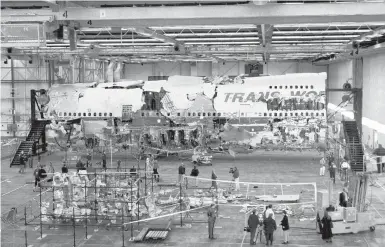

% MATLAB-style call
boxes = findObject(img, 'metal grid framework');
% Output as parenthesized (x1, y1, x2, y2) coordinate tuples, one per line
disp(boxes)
(1, 0, 385, 63)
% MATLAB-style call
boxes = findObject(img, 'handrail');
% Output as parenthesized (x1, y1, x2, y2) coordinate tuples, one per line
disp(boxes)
(9, 139, 21, 164)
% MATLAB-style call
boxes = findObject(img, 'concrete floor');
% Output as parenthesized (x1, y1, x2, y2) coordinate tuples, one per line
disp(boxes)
(1, 150, 385, 247)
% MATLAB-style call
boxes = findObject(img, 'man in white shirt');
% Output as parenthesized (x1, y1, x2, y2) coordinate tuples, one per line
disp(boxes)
(264, 204, 275, 220)
(341, 160, 350, 181)
(320, 157, 326, 176)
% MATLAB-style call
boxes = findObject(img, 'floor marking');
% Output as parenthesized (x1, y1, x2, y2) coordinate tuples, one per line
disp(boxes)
(240, 231, 247, 247)
(370, 205, 383, 218)
(363, 236, 370, 247)
(1, 184, 28, 196)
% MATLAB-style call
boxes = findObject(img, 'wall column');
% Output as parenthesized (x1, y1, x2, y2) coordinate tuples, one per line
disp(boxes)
(353, 58, 363, 134)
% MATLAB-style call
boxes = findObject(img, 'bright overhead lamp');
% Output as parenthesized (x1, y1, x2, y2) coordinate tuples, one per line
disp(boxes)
(176, 37, 259, 41)
(98, 43, 173, 46)
(79, 27, 112, 32)
(148, 25, 256, 30)
(81, 39, 161, 43)
(275, 23, 385, 28)
(165, 32, 259, 37)
(184, 41, 260, 45)
(273, 30, 371, 35)
(272, 35, 359, 39)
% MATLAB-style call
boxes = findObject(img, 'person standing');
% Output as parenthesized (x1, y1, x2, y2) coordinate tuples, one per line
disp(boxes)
(373, 144, 385, 173)
(18, 151, 26, 174)
(233, 167, 240, 191)
(33, 165, 41, 192)
(280, 210, 290, 244)
(38, 164, 47, 189)
(339, 188, 348, 207)
(61, 163, 68, 174)
(153, 159, 160, 182)
(321, 210, 333, 243)
(178, 163, 185, 183)
(341, 159, 350, 181)
(86, 151, 92, 167)
(329, 162, 336, 184)
(256, 213, 264, 243)
(320, 156, 326, 176)
(264, 213, 277, 246)
(207, 203, 217, 239)
(211, 169, 218, 189)
(265, 204, 275, 220)
(248, 209, 259, 245)
(116, 160, 122, 172)
(190, 165, 199, 187)
(102, 151, 107, 170)
(28, 149, 33, 168)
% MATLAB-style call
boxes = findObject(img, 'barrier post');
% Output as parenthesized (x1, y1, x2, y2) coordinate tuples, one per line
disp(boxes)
(39, 185, 43, 239)
(85, 210, 88, 240)
(121, 209, 125, 247)
(130, 180, 133, 238)
(180, 180, 182, 227)
(73, 207, 76, 247)
(24, 206, 28, 247)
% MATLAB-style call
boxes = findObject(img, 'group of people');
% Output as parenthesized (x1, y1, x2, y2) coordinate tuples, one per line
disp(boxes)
(17, 150, 33, 174)
(319, 153, 350, 183)
(247, 205, 289, 245)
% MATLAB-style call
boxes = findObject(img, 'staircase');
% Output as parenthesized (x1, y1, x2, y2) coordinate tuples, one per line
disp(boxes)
(10, 120, 50, 167)
(342, 121, 365, 172)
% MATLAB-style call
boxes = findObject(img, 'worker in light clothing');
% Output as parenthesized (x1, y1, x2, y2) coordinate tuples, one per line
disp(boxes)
(178, 163, 185, 183)
(340, 159, 350, 181)
(233, 167, 240, 191)
(320, 157, 326, 176)
(264, 204, 275, 220)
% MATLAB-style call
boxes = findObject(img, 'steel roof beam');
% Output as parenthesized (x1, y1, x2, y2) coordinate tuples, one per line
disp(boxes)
(2, 3, 385, 25)
(9, 44, 348, 56)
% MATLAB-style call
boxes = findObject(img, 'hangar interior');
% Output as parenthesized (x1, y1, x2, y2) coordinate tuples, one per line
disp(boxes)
(1, 1, 385, 247)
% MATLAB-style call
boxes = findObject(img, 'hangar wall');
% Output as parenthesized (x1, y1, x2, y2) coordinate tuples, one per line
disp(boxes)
(327, 53, 385, 148)
(362, 53, 385, 147)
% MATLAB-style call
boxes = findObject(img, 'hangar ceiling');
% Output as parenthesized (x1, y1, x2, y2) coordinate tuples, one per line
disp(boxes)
(2, 0, 385, 64)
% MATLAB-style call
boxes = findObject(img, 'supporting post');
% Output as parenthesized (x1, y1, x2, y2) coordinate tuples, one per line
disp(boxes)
(10, 58, 16, 137)
(85, 209, 88, 240)
(24, 206, 28, 247)
(130, 180, 133, 239)
(39, 185, 43, 239)
(121, 208, 125, 247)
(73, 207, 76, 247)
(145, 158, 147, 196)
(180, 180, 182, 227)
(94, 171, 98, 222)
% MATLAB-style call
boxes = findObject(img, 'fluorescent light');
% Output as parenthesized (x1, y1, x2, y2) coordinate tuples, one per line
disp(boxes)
(274, 30, 372, 35)
(275, 23, 385, 28)
(148, 25, 256, 30)
(272, 40, 349, 43)
(98, 43, 173, 46)
(79, 27, 112, 32)
(176, 37, 259, 41)
(272, 35, 359, 39)
(81, 39, 161, 43)
(184, 42, 260, 45)
(165, 32, 259, 37)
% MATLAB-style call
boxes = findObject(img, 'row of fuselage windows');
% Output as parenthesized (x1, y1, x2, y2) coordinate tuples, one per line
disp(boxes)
(167, 111, 325, 117)
(56, 112, 113, 117)
(269, 85, 315, 90)
(55, 111, 324, 118)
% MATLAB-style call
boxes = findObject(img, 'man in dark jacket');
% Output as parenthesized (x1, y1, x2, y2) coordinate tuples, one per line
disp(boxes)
(207, 203, 217, 239)
(102, 151, 107, 169)
(178, 163, 185, 183)
(264, 213, 277, 246)
(190, 165, 199, 187)
(373, 144, 385, 173)
(280, 210, 290, 244)
(248, 209, 260, 245)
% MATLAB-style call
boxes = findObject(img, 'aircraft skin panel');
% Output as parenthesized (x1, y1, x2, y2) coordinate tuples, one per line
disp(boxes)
(45, 73, 326, 121)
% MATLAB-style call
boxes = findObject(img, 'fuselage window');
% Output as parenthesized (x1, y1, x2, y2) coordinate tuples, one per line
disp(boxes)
(198, 113, 201, 117)
(279, 86, 282, 89)
(269, 86, 272, 89)
(305, 86, 309, 89)
(188, 113, 191, 117)
(83, 113, 86, 117)
(193, 113, 196, 116)
(295, 113, 298, 116)
(290, 86, 293, 89)
(78, 113, 81, 116)
(68, 113, 71, 116)
(177, 113, 181, 116)
(59, 112, 62, 116)
(264, 113, 267, 117)
(269, 113, 272, 117)
(167, 113, 170, 116)
(109, 113, 113, 117)
(217, 113, 221, 117)
(104, 113, 107, 117)
(213, 113, 216, 117)
(88, 113, 91, 116)
(203, 113, 206, 117)
(64, 112, 67, 116)
(94, 113, 97, 116)
(208, 113, 211, 117)
(310, 85, 314, 89)
(295, 86, 298, 89)
(99, 113, 102, 116)
(300, 86, 303, 89)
